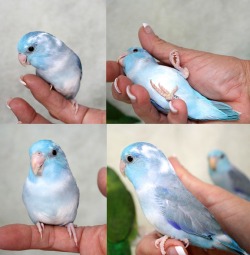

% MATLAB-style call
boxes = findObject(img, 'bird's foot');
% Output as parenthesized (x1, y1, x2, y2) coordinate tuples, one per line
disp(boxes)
(70, 99, 79, 115)
(66, 222, 78, 246)
(169, 50, 189, 79)
(155, 235, 169, 255)
(36, 222, 45, 239)
(181, 238, 189, 248)
(150, 80, 178, 101)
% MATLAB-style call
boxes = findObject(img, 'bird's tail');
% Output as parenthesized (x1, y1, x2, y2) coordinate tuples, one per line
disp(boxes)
(216, 234, 248, 255)
(210, 100, 240, 120)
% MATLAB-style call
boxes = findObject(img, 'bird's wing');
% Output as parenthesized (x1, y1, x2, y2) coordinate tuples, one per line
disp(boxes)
(155, 179, 221, 239)
(228, 166, 250, 197)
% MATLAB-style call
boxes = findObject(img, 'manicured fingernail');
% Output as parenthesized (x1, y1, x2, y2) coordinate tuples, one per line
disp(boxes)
(6, 98, 13, 110)
(167, 246, 186, 255)
(114, 78, 121, 94)
(19, 76, 27, 86)
(169, 101, 178, 113)
(17, 121, 23, 124)
(126, 85, 136, 103)
(142, 23, 154, 34)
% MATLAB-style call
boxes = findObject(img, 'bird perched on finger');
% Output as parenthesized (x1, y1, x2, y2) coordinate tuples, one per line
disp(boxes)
(120, 142, 247, 255)
(22, 139, 80, 245)
(208, 149, 250, 201)
(17, 31, 82, 113)
(118, 47, 239, 121)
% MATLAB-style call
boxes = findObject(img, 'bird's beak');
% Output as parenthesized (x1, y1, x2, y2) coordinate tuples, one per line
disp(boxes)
(117, 52, 128, 67)
(18, 53, 30, 66)
(209, 157, 217, 171)
(31, 152, 46, 176)
(120, 160, 126, 176)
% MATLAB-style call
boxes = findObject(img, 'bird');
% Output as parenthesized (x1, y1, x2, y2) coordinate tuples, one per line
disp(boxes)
(118, 47, 239, 121)
(208, 149, 250, 201)
(17, 31, 82, 113)
(120, 142, 247, 255)
(22, 139, 80, 245)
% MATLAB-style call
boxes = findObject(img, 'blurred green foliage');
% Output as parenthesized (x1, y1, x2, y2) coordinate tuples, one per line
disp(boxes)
(107, 167, 137, 255)
(107, 101, 140, 124)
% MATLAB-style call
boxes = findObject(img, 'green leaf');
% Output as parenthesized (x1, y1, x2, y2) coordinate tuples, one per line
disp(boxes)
(107, 101, 140, 124)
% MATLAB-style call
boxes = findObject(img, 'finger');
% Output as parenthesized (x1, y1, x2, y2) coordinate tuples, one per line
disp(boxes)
(166, 99, 188, 124)
(97, 167, 107, 197)
(138, 25, 203, 68)
(7, 98, 51, 124)
(22, 74, 105, 124)
(126, 84, 168, 123)
(136, 231, 187, 255)
(112, 75, 133, 103)
(107, 61, 124, 82)
(0, 224, 106, 255)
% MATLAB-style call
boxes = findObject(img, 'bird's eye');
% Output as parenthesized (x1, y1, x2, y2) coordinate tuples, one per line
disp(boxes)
(52, 149, 57, 156)
(126, 155, 134, 163)
(133, 48, 138, 53)
(220, 154, 225, 159)
(28, 46, 35, 52)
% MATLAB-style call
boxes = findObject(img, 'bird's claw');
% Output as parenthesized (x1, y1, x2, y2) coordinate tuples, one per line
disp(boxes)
(70, 99, 79, 115)
(36, 222, 45, 240)
(150, 80, 178, 101)
(155, 235, 169, 255)
(169, 50, 189, 79)
(66, 223, 78, 246)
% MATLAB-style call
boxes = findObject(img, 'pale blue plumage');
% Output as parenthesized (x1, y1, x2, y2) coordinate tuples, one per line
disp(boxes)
(118, 47, 239, 121)
(17, 31, 82, 99)
(22, 140, 79, 245)
(120, 142, 247, 255)
(208, 150, 250, 201)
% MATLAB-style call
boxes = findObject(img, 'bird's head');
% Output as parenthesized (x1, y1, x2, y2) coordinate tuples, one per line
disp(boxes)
(207, 149, 230, 174)
(29, 139, 67, 177)
(117, 47, 155, 75)
(120, 142, 170, 189)
(17, 31, 63, 68)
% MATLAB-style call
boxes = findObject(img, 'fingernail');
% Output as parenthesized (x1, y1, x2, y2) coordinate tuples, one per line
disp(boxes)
(17, 121, 23, 124)
(19, 76, 27, 86)
(167, 246, 186, 255)
(142, 23, 155, 34)
(126, 85, 136, 103)
(114, 78, 121, 94)
(169, 101, 178, 113)
(6, 98, 13, 110)
(171, 154, 178, 158)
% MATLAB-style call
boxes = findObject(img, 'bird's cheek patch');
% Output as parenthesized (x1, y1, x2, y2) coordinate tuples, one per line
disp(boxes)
(31, 152, 45, 176)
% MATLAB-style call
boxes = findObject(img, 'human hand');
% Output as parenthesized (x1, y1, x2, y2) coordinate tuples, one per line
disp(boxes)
(136, 158, 250, 255)
(107, 24, 250, 123)
(7, 74, 106, 124)
(0, 167, 107, 255)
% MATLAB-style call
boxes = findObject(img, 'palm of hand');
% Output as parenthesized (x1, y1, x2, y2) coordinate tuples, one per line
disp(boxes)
(180, 51, 250, 122)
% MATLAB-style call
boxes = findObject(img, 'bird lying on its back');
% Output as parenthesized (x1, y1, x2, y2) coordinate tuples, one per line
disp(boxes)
(120, 142, 247, 255)
(208, 149, 250, 201)
(118, 47, 239, 121)
(17, 31, 82, 112)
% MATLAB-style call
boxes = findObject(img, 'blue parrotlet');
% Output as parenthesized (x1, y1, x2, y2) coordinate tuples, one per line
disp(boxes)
(208, 149, 250, 201)
(120, 142, 248, 255)
(118, 47, 239, 121)
(22, 140, 80, 245)
(17, 31, 82, 112)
